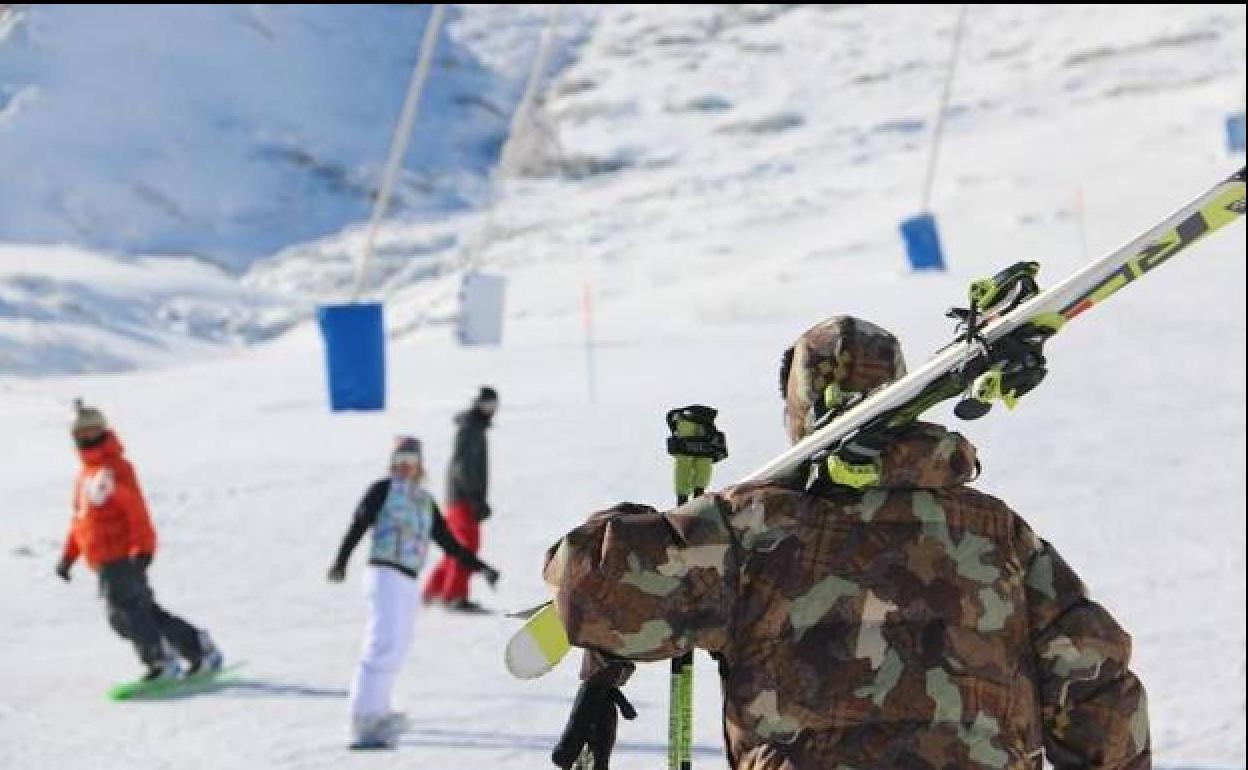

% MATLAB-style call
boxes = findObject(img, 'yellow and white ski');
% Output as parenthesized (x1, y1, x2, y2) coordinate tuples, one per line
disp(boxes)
(504, 601, 570, 679)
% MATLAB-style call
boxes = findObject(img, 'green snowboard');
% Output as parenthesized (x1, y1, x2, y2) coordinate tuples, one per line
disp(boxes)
(108, 662, 244, 701)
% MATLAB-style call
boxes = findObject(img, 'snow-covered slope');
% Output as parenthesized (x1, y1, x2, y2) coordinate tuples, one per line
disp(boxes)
(1, 4, 1245, 769)
(0, 4, 592, 375)
(0, 245, 290, 375)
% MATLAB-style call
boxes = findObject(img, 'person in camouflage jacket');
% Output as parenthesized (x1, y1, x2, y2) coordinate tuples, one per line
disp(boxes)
(543, 316, 1150, 770)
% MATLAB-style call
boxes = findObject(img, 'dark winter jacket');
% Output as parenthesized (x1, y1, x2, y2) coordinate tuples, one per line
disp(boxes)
(332, 478, 489, 579)
(447, 409, 490, 518)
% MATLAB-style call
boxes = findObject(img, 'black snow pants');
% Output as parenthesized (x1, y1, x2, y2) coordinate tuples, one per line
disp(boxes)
(98, 559, 202, 666)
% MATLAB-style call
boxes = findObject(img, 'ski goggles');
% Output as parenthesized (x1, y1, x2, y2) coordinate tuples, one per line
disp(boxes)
(73, 430, 109, 450)
(391, 451, 422, 466)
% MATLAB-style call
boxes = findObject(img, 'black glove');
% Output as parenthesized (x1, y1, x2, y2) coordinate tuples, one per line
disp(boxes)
(479, 564, 500, 588)
(327, 564, 346, 583)
(474, 501, 492, 522)
(551, 681, 637, 770)
(133, 553, 153, 572)
(54, 559, 73, 582)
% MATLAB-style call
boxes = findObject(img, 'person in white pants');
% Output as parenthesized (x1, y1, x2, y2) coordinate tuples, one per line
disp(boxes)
(350, 566, 422, 728)
(327, 436, 501, 749)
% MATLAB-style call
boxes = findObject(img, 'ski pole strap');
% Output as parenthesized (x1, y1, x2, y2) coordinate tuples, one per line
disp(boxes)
(667, 434, 728, 460)
(665, 405, 728, 460)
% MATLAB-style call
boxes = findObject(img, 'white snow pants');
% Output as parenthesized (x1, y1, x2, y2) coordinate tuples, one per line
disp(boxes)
(348, 565, 422, 720)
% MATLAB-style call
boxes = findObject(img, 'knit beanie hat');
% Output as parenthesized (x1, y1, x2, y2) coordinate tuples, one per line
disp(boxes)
(71, 399, 108, 435)
(392, 436, 423, 465)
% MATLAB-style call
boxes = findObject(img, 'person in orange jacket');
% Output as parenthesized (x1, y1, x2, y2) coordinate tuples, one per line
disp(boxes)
(55, 400, 222, 682)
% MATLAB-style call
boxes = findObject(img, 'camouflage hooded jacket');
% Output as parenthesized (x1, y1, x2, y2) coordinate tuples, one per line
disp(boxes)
(543, 426, 1150, 769)
(543, 318, 1149, 770)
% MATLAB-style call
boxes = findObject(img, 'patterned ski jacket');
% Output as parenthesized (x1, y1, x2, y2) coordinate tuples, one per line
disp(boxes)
(332, 478, 489, 579)
(543, 423, 1151, 770)
(61, 431, 157, 571)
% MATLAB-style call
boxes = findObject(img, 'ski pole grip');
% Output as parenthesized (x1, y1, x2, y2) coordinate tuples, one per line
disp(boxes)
(667, 405, 728, 499)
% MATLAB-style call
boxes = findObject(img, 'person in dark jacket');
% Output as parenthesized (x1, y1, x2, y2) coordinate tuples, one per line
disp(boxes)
(422, 386, 498, 613)
(328, 436, 500, 749)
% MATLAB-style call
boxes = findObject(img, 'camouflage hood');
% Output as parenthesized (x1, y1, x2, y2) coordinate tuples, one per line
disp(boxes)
(781, 316, 907, 444)
(870, 422, 979, 490)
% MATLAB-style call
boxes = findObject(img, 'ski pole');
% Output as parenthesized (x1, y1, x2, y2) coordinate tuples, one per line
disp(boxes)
(665, 406, 728, 770)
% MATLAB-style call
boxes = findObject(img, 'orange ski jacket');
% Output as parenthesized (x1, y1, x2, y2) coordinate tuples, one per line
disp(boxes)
(61, 432, 156, 570)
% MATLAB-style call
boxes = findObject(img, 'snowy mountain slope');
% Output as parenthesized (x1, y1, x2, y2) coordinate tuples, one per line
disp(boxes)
(0, 244, 290, 375)
(0, 4, 593, 375)
(0, 4, 581, 270)
(1, 4, 1246, 770)
(248, 4, 1246, 338)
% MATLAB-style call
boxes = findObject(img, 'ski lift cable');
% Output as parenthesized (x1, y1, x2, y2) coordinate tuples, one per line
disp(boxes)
(919, 4, 969, 213)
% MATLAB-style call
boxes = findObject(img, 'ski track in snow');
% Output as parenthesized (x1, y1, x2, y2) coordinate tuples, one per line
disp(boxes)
(2, 4, 1246, 769)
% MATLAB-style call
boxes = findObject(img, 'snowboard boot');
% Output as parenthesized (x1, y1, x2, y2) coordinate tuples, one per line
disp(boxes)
(186, 631, 224, 677)
(350, 714, 401, 750)
(446, 597, 491, 615)
(141, 655, 184, 683)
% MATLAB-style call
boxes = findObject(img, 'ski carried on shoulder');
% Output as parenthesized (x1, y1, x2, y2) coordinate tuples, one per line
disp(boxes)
(754, 167, 1245, 481)
(503, 166, 1246, 680)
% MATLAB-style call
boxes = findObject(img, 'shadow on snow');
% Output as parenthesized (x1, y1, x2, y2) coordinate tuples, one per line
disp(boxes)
(400, 726, 721, 757)
(119, 677, 346, 701)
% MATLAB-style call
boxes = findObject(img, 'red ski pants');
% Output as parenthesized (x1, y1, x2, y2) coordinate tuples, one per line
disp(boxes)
(423, 500, 480, 603)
